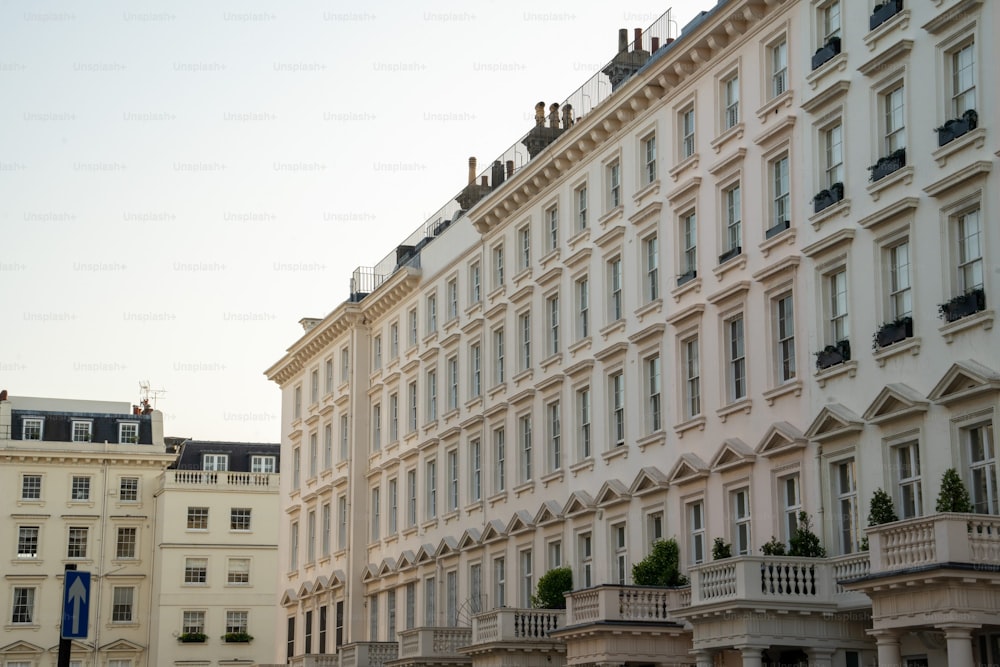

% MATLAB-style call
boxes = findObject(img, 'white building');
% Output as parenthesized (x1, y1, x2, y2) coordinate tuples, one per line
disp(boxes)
(266, 1, 1000, 666)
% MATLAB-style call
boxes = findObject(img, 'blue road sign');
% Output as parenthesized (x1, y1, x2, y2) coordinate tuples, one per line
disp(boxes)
(62, 571, 91, 639)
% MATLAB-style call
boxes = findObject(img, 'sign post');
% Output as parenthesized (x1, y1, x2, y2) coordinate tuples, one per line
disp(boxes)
(58, 565, 90, 667)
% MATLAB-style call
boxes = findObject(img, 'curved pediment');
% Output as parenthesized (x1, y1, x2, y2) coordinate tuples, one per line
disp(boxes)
(927, 360, 1000, 406)
(863, 383, 930, 424)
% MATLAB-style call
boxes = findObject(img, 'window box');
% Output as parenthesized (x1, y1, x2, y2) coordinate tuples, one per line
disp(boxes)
(178, 632, 207, 643)
(718, 246, 742, 265)
(936, 109, 978, 147)
(812, 182, 844, 213)
(872, 316, 913, 350)
(868, 148, 906, 182)
(938, 288, 986, 323)
(814, 339, 851, 370)
(765, 219, 790, 239)
(869, 0, 903, 31)
(222, 632, 253, 643)
(676, 269, 697, 287)
(811, 37, 841, 71)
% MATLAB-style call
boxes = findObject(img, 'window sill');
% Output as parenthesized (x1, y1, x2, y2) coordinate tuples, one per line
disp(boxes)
(635, 298, 663, 323)
(632, 178, 661, 206)
(671, 275, 702, 302)
(513, 481, 535, 498)
(866, 165, 914, 202)
(569, 458, 595, 476)
(567, 226, 591, 252)
(668, 152, 700, 182)
(464, 396, 484, 412)
(512, 368, 534, 386)
(809, 197, 851, 231)
(539, 247, 561, 272)
(755, 89, 793, 123)
(762, 380, 802, 405)
(487, 491, 508, 507)
(463, 500, 484, 515)
(401, 527, 418, 539)
(758, 225, 796, 258)
(598, 205, 624, 229)
(442, 509, 460, 524)
(716, 398, 752, 422)
(512, 267, 534, 289)
(636, 431, 666, 451)
(599, 319, 626, 341)
(420, 518, 439, 532)
(568, 337, 592, 357)
(863, 9, 910, 52)
(931, 127, 986, 167)
(939, 309, 995, 343)
(673, 416, 706, 438)
(814, 359, 858, 387)
(487, 382, 507, 399)
(712, 252, 747, 282)
(806, 52, 847, 90)
(601, 445, 628, 464)
(710, 123, 745, 154)
(540, 470, 565, 487)
(540, 352, 563, 372)
(873, 335, 921, 367)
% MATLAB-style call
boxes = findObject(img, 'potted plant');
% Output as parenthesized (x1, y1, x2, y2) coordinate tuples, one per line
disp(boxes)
(788, 512, 825, 558)
(711, 537, 732, 560)
(872, 316, 913, 350)
(869, 148, 906, 182)
(812, 182, 844, 213)
(936, 109, 978, 146)
(718, 246, 742, 265)
(632, 538, 687, 586)
(765, 219, 790, 239)
(938, 287, 986, 322)
(935, 468, 973, 513)
(811, 35, 841, 70)
(178, 632, 207, 643)
(531, 566, 573, 609)
(870, 0, 903, 31)
(676, 269, 697, 287)
(861, 488, 899, 550)
(760, 536, 787, 556)
(222, 631, 254, 643)
(815, 339, 851, 370)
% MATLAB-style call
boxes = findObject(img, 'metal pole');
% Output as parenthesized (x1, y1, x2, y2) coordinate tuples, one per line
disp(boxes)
(57, 563, 77, 667)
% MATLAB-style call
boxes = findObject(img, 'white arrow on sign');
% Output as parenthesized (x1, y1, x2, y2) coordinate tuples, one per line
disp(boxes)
(68, 575, 88, 635)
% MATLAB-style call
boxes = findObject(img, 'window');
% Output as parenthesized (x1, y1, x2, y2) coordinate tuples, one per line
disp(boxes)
(311, 368, 319, 403)
(727, 315, 746, 402)
(612, 523, 627, 584)
(642, 133, 656, 184)
(309, 432, 318, 477)
(771, 155, 790, 230)
(956, 209, 983, 293)
(67, 526, 88, 559)
(324, 423, 333, 469)
(390, 322, 400, 360)
(548, 540, 563, 570)
(426, 460, 437, 518)
(447, 450, 459, 511)
(22, 417, 43, 440)
(112, 586, 134, 622)
(607, 160, 621, 209)
(292, 447, 301, 488)
(371, 487, 380, 540)
(520, 414, 533, 482)
(470, 438, 482, 502)
(251, 455, 276, 473)
(187, 507, 208, 530)
(290, 520, 299, 567)
(732, 488, 751, 555)
(319, 605, 328, 653)
(689, 502, 706, 565)
(577, 387, 592, 459)
(470, 261, 482, 303)
(387, 480, 398, 534)
(339, 415, 349, 461)
(185, 557, 208, 584)
(609, 371, 625, 446)
(408, 308, 418, 346)
(546, 205, 559, 251)
(895, 442, 923, 519)
(493, 243, 505, 288)
(968, 423, 997, 514)
(723, 183, 741, 256)
(951, 41, 975, 116)
(183, 610, 205, 634)
(683, 336, 701, 418)
(824, 123, 844, 187)
(575, 184, 588, 230)
(338, 496, 348, 548)
(405, 582, 416, 629)
(373, 335, 383, 369)
(119, 477, 138, 502)
(646, 355, 662, 433)
(71, 475, 91, 501)
(116, 527, 137, 559)
(836, 459, 859, 553)
(576, 277, 590, 338)
(888, 241, 912, 319)
(341, 347, 350, 382)
(308, 509, 316, 561)
(72, 420, 92, 442)
(470, 343, 482, 398)
(408, 381, 418, 432)
(424, 576, 436, 624)
(883, 84, 906, 154)
(494, 427, 506, 493)
(447, 356, 459, 411)
(770, 39, 788, 98)
(680, 210, 697, 278)
(646, 512, 664, 550)
(203, 453, 229, 472)
(547, 294, 560, 356)
(775, 294, 796, 382)
(547, 401, 561, 471)
(369, 594, 379, 639)
(322, 502, 332, 554)
(21, 475, 42, 500)
(644, 235, 659, 302)
(470, 562, 483, 614)
(492, 327, 505, 385)
(389, 393, 399, 441)
(519, 550, 533, 606)
(294, 386, 302, 420)
(519, 312, 531, 370)
(118, 422, 139, 443)
(325, 358, 334, 392)
(829, 270, 849, 343)
(226, 610, 248, 634)
(680, 107, 695, 158)
(608, 256, 623, 322)
(287, 616, 296, 660)
(426, 293, 438, 334)
(578, 532, 593, 587)
(407, 470, 417, 527)
(17, 526, 39, 558)
(231, 507, 251, 531)
(372, 403, 382, 451)
(723, 73, 739, 129)
(493, 557, 506, 608)
(426, 369, 438, 421)
(305, 609, 314, 654)
(821, 1, 841, 41)
(782, 475, 801, 545)
(11, 587, 35, 624)
(519, 224, 531, 269)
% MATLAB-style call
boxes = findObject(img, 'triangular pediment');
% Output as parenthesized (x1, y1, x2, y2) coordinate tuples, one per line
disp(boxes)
(361, 564, 378, 582)
(667, 453, 709, 485)
(297, 581, 315, 597)
(804, 404, 864, 442)
(506, 510, 534, 534)
(1, 641, 44, 655)
(46, 640, 91, 654)
(534, 500, 563, 525)
(630, 466, 668, 495)
(435, 536, 459, 558)
(928, 360, 1000, 406)
(458, 528, 482, 549)
(595, 479, 631, 506)
(710, 438, 755, 471)
(863, 383, 930, 424)
(332, 569, 346, 586)
(397, 551, 416, 570)
(99, 639, 144, 652)
(481, 519, 507, 543)
(378, 557, 397, 575)
(314, 574, 331, 592)
(755, 421, 807, 456)
(563, 490, 596, 516)
(280, 588, 298, 606)
(416, 544, 436, 563)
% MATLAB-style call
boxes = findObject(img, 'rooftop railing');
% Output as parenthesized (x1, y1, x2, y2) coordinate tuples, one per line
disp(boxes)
(162, 469, 279, 489)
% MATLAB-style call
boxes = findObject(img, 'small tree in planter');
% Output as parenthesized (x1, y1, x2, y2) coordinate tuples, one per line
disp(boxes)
(760, 536, 787, 556)
(788, 512, 825, 558)
(632, 538, 687, 586)
(861, 488, 899, 550)
(935, 468, 973, 513)
(712, 537, 732, 560)
(531, 566, 573, 609)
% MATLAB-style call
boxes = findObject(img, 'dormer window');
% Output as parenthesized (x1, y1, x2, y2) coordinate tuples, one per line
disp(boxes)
(22, 418, 43, 440)
(118, 422, 139, 444)
(72, 421, 92, 442)
(203, 454, 229, 471)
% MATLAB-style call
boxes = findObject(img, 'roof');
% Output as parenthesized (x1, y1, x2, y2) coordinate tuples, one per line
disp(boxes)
(171, 439, 281, 472)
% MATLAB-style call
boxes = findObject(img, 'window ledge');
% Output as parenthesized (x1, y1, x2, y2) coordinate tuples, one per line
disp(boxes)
(567, 227, 591, 252)
(669, 153, 700, 182)
(443, 317, 460, 335)
(809, 197, 851, 230)
(940, 309, 994, 343)
(814, 359, 858, 388)
(463, 500, 483, 515)
(512, 368, 534, 386)
(487, 285, 507, 306)
(873, 335, 921, 367)
(863, 9, 911, 52)
(512, 267, 534, 289)
(710, 123, 745, 154)
(513, 481, 535, 498)
(599, 319, 626, 341)
(442, 509, 460, 524)
(601, 445, 628, 464)
(464, 396, 484, 412)
(632, 178, 661, 206)
(716, 398, 752, 422)
(635, 298, 663, 322)
(420, 518, 438, 531)
(464, 301, 483, 319)
(636, 431, 666, 452)
(671, 275, 702, 302)
(568, 337, 592, 357)
(866, 165, 914, 201)
(401, 527, 418, 538)
(758, 226, 796, 257)
(673, 415, 706, 438)
(712, 253, 747, 282)
(755, 89, 794, 123)
(540, 470, 565, 487)
(487, 491, 508, 507)
(422, 418, 439, 434)
(540, 352, 563, 371)
(598, 205, 624, 229)
(931, 127, 986, 167)
(762, 380, 803, 405)
(806, 52, 847, 90)
(487, 383, 507, 399)
(539, 248, 562, 272)
(569, 458, 595, 476)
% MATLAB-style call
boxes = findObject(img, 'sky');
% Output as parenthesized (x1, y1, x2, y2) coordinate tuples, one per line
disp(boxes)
(1, 0, 704, 443)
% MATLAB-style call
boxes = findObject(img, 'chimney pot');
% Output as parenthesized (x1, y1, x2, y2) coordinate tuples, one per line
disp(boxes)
(548, 103, 560, 129)
(618, 28, 628, 53)
(651, 37, 660, 51)
(634, 28, 642, 51)
(561, 104, 573, 129)
(506, 160, 514, 177)
(480, 176, 488, 186)
(467, 157, 477, 185)
(534, 102, 545, 126)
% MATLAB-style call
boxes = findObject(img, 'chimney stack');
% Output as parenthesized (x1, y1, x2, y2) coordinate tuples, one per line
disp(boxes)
(522, 101, 567, 158)
(491, 160, 505, 189)
(455, 157, 493, 210)
(617, 28, 628, 53)
(467, 157, 477, 185)
(603, 27, 652, 91)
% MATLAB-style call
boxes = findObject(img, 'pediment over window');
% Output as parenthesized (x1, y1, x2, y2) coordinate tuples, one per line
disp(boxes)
(397, 551, 417, 570)
(630, 466, 668, 495)
(563, 490, 596, 517)
(458, 529, 481, 549)
(666, 453, 709, 485)
(332, 569, 346, 586)
(534, 500, 563, 525)
(98, 639, 145, 653)
(710, 438, 755, 471)
(314, 574, 331, 592)
(506, 510, 534, 534)
(378, 557, 397, 576)
(434, 537, 459, 558)
(804, 403, 864, 442)
(481, 519, 507, 543)
(1, 641, 44, 655)
(755, 421, 807, 456)
(361, 564, 378, 582)
(862, 383, 929, 424)
(928, 360, 1000, 406)
(280, 588, 298, 606)
(44, 640, 91, 654)
(415, 543, 436, 563)
(595, 479, 631, 507)
(297, 581, 315, 598)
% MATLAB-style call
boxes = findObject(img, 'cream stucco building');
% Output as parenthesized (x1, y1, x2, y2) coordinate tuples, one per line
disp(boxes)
(265, 1, 1000, 666)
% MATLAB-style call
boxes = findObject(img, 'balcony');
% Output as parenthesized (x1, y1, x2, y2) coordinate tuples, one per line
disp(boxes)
(565, 584, 689, 625)
(391, 627, 472, 667)
(866, 512, 1000, 574)
(470, 607, 564, 644)
(288, 656, 341, 667)
(160, 469, 279, 490)
(340, 642, 399, 667)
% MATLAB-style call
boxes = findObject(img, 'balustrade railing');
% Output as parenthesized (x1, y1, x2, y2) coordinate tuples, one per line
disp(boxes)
(867, 512, 1000, 573)
(690, 556, 844, 606)
(397, 627, 472, 658)
(339, 641, 399, 667)
(565, 585, 688, 625)
(164, 469, 278, 488)
(470, 608, 564, 644)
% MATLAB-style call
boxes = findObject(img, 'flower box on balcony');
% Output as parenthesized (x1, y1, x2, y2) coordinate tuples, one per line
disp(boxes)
(815, 339, 851, 370)
(676, 269, 697, 287)
(178, 632, 207, 643)
(870, 0, 903, 31)
(222, 632, 253, 643)
(936, 109, 978, 146)
(812, 182, 844, 213)
(872, 316, 913, 350)
(868, 148, 906, 182)
(765, 219, 790, 240)
(718, 246, 742, 265)
(811, 36, 841, 70)
(938, 288, 986, 323)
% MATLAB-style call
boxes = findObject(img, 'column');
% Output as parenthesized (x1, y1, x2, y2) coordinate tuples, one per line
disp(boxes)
(692, 650, 714, 667)
(869, 629, 900, 667)
(939, 624, 978, 667)
(806, 647, 835, 667)
(737, 646, 764, 667)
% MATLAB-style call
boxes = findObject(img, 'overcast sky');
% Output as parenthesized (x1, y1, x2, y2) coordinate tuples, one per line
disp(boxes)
(1, 0, 704, 443)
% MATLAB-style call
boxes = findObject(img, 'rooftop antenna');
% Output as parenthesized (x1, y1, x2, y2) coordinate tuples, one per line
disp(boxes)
(139, 381, 167, 409)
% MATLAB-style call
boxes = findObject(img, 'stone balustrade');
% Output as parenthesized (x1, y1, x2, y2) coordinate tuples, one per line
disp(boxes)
(288, 655, 341, 667)
(397, 626, 472, 659)
(162, 469, 278, 489)
(565, 584, 689, 626)
(866, 512, 1000, 573)
(338, 641, 399, 667)
(470, 607, 565, 644)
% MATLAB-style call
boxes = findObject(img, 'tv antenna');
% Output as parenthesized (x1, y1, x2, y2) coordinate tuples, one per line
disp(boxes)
(139, 381, 167, 409)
